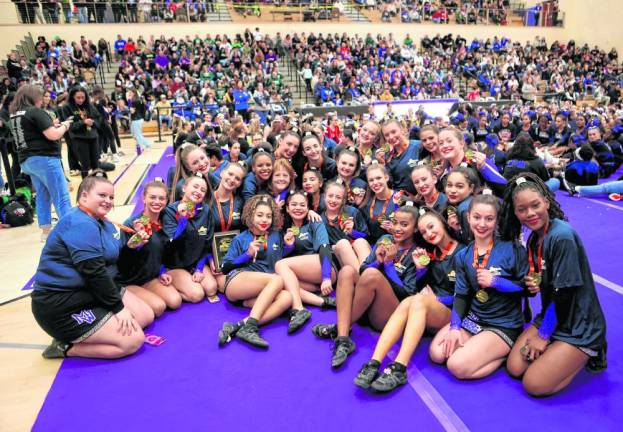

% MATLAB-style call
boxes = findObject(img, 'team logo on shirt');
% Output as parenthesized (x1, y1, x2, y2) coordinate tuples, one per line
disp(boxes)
(448, 270, 456, 281)
(113, 231, 120, 240)
(407, 159, 418, 167)
(395, 263, 406, 273)
(232, 212, 241, 220)
(299, 232, 309, 241)
(489, 266, 502, 276)
(198, 226, 208, 236)
(71, 309, 96, 325)
(272, 243, 279, 251)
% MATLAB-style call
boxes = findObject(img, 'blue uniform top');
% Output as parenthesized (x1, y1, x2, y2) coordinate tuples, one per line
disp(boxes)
(289, 220, 330, 256)
(453, 239, 528, 329)
(361, 193, 400, 244)
(321, 205, 369, 245)
(33, 207, 119, 292)
(387, 140, 421, 195)
(242, 172, 270, 202)
(209, 194, 244, 234)
(530, 219, 606, 350)
(222, 229, 287, 273)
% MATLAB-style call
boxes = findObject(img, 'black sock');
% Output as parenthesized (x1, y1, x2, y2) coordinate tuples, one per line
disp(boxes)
(368, 359, 381, 368)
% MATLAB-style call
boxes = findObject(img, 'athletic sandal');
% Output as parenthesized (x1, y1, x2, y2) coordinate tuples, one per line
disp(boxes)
(236, 318, 269, 349)
(370, 362, 408, 392)
(331, 336, 355, 368)
(321, 295, 337, 309)
(354, 360, 381, 389)
(218, 321, 241, 347)
(42, 339, 72, 359)
(288, 309, 312, 334)
(311, 323, 338, 340)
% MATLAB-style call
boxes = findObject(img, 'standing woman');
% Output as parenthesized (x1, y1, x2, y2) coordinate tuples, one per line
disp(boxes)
(217, 196, 294, 349)
(361, 163, 400, 244)
(31, 173, 151, 359)
(275, 190, 337, 333)
(117, 179, 182, 316)
(501, 174, 607, 396)
(312, 205, 420, 368)
(320, 179, 370, 271)
(376, 119, 421, 197)
(62, 86, 102, 179)
(9, 84, 73, 240)
(355, 208, 465, 392)
(162, 173, 217, 303)
(127, 88, 152, 152)
(429, 195, 528, 380)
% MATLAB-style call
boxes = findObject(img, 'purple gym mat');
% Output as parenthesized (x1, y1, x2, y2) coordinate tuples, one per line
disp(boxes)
(32, 153, 623, 431)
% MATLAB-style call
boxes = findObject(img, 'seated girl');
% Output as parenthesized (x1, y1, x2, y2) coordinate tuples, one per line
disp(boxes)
(361, 162, 401, 244)
(411, 163, 448, 214)
(242, 148, 274, 201)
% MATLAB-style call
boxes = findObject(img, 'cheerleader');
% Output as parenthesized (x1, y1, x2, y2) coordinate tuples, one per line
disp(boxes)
(117, 179, 182, 315)
(241, 148, 273, 201)
(320, 180, 370, 271)
(32, 173, 149, 359)
(274, 191, 338, 333)
(361, 163, 401, 244)
(162, 173, 217, 303)
(445, 166, 479, 244)
(217, 196, 294, 349)
(168, 143, 218, 202)
(333, 146, 368, 206)
(376, 119, 421, 196)
(411, 163, 448, 214)
(418, 124, 444, 179)
(500, 174, 607, 396)
(312, 205, 420, 368)
(429, 195, 528, 380)
(274, 130, 301, 161)
(302, 168, 326, 213)
(356, 120, 382, 168)
(300, 132, 337, 181)
(438, 127, 507, 196)
(355, 208, 465, 392)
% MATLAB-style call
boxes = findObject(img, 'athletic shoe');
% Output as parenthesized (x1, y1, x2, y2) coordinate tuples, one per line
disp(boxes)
(321, 295, 337, 309)
(560, 173, 576, 196)
(69, 170, 80, 177)
(370, 362, 408, 392)
(42, 339, 72, 359)
(609, 193, 622, 201)
(117, 150, 126, 156)
(218, 321, 240, 347)
(331, 336, 355, 368)
(236, 318, 269, 349)
(311, 323, 337, 340)
(354, 360, 381, 389)
(288, 308, 312, 334)
(111, 153, 121, 163)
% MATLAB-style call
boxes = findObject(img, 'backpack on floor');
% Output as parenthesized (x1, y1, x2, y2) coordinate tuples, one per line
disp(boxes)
(0, 194, 34, 227)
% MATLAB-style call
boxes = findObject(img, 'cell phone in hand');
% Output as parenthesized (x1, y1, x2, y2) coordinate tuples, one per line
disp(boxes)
(65, 116, 75, 123)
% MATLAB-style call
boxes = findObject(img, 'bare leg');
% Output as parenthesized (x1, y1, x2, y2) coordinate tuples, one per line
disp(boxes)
(370, 297, 412, 362)
(168, 269, 205, 303)
(143, 278, 183, 310)
(66, 315, 145, 359)
(429, 324, 473, 364)
(334, 239, 360, 270)
(122, 289, 155, 328)
(350, 268, 398, 331)
(126, 285, 167, 317)
(200, 268, 218, 297)
(507, 325, 538, 378)
(276, 255, 336, 309)
(226, 272, 289, 324)
(352, 238, 372, 265)
(447, 331, 511, 379)
(336, 266, 358, 337)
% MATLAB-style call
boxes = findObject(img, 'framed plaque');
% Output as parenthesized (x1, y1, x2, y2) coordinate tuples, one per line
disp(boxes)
(212, 230, 240, 270)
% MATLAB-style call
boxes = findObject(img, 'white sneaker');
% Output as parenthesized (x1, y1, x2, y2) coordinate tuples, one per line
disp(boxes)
(111, 154, 121, 163)
(117, 150, 125, 156)
(69, 170, 81, 177)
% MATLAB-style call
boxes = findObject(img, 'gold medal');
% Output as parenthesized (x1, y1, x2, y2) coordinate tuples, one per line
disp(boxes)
(290, 227, 300, 236)
(380, 143, 391, 153)
(475, 289, 489, 303)
(417, 255, 431, 266)
(379, 237, 393, 247)
(447, 206, 456, 217)
(377, 216, 386, 224)
(529, 272, 542, 285)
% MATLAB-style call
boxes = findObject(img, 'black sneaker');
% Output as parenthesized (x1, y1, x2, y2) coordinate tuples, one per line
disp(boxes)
(371, 362, 408, 392)
(354, 360, 380, 389)
(331, 336, 355, 368)
(218, 321, 241, 347)
(560, 173, 577, 196)
(236, 318, 269, 349)
(288, 308, 312, 334)
(42, 339, 72, 359)
(321, 295, 337, 309)
(311, 323, 338, 340)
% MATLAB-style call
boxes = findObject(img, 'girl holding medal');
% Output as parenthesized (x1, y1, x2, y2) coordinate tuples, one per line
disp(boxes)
(299, 132, 337, 182)
(355, 207, 465, 392)
(411, 163, 448, 214)
(362, 163, 401, 244)
(274, 191, 338, 334)
(320, 179, 370, 271)
(169, 144, 218, 202)
(217, 195, 295, 349)
(242, 148, 274, 201)
(302, 168, 326, 213)
(501, 174, 607, 396)
(445, 166, 479, 244)
(429, 195, 528, 380)
(312, 205, 420, 369)
(376, 119, 421, 197)
(163, 173, 217, 303)
(32, 172, 148, 359)
(333, 146, 368, 206)
(416, 124, 445, 180)
(438, 127, 507, 196)
(209, 163, 247, 289)
(356, 120, 382, 168)
(117, 179, 182, 315)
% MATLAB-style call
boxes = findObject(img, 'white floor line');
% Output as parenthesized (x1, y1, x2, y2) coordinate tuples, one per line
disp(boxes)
(585, 198, 623, 212)
(593, 273, 623, 295)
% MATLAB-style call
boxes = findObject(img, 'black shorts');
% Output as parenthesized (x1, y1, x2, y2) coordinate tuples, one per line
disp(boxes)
(31, 289, 117, 344)
(461, 313, 521, 348)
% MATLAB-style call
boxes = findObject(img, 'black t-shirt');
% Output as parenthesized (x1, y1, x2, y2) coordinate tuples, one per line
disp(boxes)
(10, 106, 58, 163)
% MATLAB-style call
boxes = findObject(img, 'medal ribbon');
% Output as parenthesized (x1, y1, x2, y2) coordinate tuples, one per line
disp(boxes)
(215, 193, 234, 232)
(433, 240, 456, 262)
(472, 238, 494, 270)
(78, 204, 135, 234)
(369, 191, 394, 221)
(527, 224, 548, 274)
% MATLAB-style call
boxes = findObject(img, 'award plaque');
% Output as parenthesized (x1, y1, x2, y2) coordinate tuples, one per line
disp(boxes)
(212, 230, 240, 270)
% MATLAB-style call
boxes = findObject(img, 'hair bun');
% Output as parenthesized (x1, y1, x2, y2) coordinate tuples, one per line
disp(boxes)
(515, 176, 527, 186)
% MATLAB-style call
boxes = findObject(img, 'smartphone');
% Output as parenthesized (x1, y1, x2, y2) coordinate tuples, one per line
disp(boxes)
(65, 116, 75, 123)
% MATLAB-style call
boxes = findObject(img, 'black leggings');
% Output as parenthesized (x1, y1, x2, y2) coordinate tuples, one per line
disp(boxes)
(73, 138, 100, 178)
